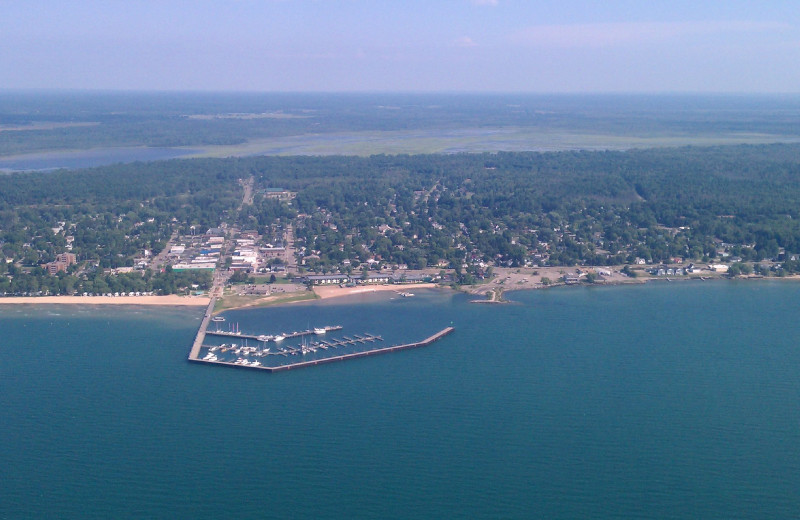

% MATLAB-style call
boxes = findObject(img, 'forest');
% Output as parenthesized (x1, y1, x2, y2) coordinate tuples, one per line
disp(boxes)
(3, 143, 800, 294)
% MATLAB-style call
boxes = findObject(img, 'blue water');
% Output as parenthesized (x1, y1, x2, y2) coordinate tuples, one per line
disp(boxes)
(2, 282, 800, 519)
(0, 146, 200, 172)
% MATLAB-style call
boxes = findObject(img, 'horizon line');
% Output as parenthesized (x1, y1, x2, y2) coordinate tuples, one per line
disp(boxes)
(2, 88, 800, 97)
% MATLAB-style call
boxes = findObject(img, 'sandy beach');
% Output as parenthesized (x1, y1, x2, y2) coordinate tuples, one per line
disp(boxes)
(313, 283, 439, 300)
(0, 295, 211, 306)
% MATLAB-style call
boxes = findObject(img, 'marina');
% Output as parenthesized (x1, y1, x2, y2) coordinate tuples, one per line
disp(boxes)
(206, 324, 343, 341)
(187, 298, 453, 371)
(190, 326, 454, 372)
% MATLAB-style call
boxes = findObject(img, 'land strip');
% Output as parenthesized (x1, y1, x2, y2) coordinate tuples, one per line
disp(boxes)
(0, 295, 210, 306)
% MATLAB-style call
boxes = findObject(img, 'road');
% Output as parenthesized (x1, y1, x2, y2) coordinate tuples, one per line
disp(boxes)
(151, 229, 179, 271)
(239, 176, 255, 208)
(283, 223, 298, 274)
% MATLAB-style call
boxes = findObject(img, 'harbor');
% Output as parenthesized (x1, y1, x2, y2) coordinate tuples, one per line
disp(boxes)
(206, 324, 343, 342)
(188, 290, 454, 372)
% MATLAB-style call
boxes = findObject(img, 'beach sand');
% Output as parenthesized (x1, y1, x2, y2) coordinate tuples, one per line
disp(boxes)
(313, 283, 439, 300)
(0, 295, 211, 306)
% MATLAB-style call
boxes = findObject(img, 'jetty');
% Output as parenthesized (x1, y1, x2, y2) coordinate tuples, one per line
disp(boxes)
(189, 327, 454, 372)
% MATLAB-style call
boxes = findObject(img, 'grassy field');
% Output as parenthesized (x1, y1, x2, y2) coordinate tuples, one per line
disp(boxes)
(194, 127, 800, 158)
(213, 290, 317, 312)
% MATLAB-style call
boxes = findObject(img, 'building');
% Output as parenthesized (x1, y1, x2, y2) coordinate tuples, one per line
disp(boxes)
(55, 253, 77, 265)
(261, 188, 295, 200)
(44, 252, 78, 275)
(306, 274, 351, 285)
(363, 274, 391, 284)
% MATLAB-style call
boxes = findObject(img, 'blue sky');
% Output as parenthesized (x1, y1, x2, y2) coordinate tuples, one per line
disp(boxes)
(2, 0, 799, 92)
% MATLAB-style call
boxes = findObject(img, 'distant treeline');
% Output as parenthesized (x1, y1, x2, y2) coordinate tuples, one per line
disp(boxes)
(3, 92, 800, 155)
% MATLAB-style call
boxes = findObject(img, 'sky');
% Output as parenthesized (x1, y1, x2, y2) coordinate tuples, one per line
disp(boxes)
(2, 0, 800, 93)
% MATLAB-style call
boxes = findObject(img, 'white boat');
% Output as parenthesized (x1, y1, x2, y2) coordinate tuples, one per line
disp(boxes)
(257, 335, 271, 342)
(211, 316, 225, 322)
(314, 327, 326, 335)
(273, 335, 285, 342)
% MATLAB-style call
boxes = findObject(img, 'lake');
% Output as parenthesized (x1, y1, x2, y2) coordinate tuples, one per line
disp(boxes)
(2, 282, 799, 519)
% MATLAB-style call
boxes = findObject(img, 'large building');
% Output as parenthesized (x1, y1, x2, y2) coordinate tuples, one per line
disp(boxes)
(44, 252, 78, 275)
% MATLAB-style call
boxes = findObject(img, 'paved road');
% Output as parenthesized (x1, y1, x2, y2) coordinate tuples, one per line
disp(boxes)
(239, 176, 255, 208)
(283, 223, 298, 274)
(151, 230, 179, 271)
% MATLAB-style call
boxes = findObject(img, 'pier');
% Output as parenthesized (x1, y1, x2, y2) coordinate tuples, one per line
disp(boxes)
(189, 327, 454, 372)
(188, 297, 216, 361)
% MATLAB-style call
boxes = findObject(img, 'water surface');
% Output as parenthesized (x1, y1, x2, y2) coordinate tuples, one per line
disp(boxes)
(2, 282, 799, 519)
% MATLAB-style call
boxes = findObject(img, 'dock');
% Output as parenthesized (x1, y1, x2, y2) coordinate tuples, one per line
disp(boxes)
(188, 297, 216, 361)
(189, 327, 454, 372)
(206, 325, 343, 342)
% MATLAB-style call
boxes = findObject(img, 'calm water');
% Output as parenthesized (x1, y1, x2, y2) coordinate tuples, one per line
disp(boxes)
(2, 282, 800, 519)
(0, 147, 200, 172)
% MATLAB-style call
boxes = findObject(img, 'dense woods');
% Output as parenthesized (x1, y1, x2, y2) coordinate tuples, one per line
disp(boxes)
(4, 143, 800, 294)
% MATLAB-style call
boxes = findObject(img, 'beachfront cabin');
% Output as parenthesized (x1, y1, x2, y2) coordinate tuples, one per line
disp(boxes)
(392, 273, 429, 284)
(362, 274, 391, 284)
(305, 274, 351, 285)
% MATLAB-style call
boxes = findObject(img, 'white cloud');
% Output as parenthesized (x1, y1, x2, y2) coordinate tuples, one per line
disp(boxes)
(453, 36, 478, 48)
(511, 20, 790, 49)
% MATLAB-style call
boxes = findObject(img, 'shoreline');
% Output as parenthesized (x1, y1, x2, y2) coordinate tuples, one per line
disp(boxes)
(464, 271, 800, 302)
(313, 283, 439, 300)
(0, 295, 211, 306)
(1, 275, 798, 309)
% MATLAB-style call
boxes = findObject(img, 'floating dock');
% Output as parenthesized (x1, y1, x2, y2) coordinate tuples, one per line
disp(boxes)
(189, 327, 454, 373)
(206, 325, 342, 341)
